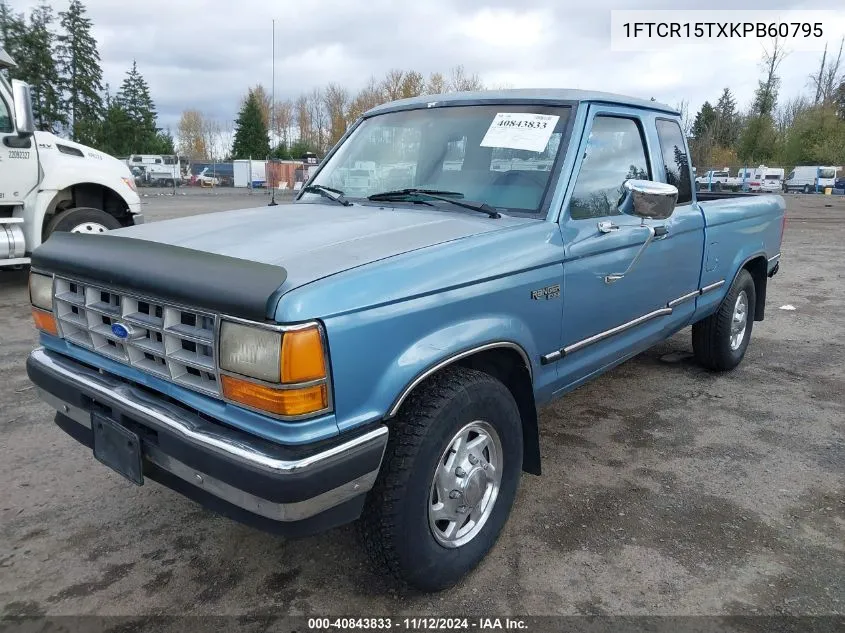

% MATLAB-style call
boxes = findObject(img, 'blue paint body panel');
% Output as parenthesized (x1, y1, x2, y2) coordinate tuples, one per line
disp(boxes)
(37, 93, 785, 452)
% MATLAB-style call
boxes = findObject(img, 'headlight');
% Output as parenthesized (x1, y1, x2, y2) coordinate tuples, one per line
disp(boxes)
(219, 321, 281, 382)
(29, 272, 57, 335)
(219, 320, 330, 418)
(29, 272, 53, 310)
(121, 176, 137, 192)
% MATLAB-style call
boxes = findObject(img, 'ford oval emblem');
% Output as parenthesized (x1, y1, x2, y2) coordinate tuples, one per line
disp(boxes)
(111, 322, 132, 339)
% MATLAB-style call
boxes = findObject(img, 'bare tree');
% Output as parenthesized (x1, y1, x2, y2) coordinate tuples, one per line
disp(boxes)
(675, 99, 692, 137)
(754, 38, 787, 116)
(775, 95, 809, 134)
(309, 87, 327, 152)
(177, 109, 207, 159)
(323, 83, 349, 149)
(201, 117, 222, 160)
(811, 42, 829, 104)
(347, 76, 383, 123)
(448, 65, 483, 92)
(295, 94, 310, 147)
(381, 69, 405, 101)
(400, 70, 425, 98)
(273, 99, 293, 149)
(425, 72, 446, 95)
(823, 37, 845, 103)
(247, 84, 272, 129)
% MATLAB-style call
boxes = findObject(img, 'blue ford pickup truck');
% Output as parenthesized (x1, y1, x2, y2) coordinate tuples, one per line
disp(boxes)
(26, 90, 784, 591)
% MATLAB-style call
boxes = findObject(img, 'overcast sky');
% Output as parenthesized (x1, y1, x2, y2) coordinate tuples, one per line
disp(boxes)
(6, 0, 845, 133)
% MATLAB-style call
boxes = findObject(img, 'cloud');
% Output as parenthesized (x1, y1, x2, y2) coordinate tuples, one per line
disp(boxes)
(6, 0, 844, 132)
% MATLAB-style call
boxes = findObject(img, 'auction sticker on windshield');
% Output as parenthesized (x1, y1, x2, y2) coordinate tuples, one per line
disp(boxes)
(480, 113, 560, 153)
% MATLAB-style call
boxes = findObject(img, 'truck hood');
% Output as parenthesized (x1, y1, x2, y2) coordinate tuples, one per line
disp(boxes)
(114, 202, 526, 291)
(34, 131, 133, 180)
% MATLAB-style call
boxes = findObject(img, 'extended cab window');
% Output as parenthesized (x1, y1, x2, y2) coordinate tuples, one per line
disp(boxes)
(655, 119, 691, 204)
(569, 116, 649, 220)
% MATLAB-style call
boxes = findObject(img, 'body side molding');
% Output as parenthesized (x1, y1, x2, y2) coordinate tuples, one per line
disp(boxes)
(540, 280, 727, 364)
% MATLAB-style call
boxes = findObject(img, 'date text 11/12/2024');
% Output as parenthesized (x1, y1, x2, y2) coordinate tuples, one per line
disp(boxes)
(307, 617, 528, 630)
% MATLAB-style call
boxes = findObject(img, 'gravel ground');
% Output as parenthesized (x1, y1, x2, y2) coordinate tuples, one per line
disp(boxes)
(0, 192, 842, 619)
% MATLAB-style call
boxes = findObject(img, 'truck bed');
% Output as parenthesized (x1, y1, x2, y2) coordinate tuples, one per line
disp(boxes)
(696, 190, 760, 202)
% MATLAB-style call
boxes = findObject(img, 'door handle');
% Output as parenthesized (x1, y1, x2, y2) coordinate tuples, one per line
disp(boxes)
(604, 225, 657, 284)
(597, 220, 619, 234)
(653, 225, 669, 239)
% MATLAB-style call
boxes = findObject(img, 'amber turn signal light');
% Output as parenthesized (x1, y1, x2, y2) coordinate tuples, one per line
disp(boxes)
(32, 308, 58, 335)
(281, 326, 327, 383)
(221, 374, 328, 417)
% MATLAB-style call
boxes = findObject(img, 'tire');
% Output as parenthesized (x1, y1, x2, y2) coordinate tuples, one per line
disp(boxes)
(714, 182, 722, 192)
(359, 366, 523, 592)
(46, 207, 122, 238)
(803, 184, 811, 194)
(692, 269, 756, 371)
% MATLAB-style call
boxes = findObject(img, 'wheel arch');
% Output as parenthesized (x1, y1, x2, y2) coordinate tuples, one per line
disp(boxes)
(41, 183, 134, 242)
(740, 254, 768, 321)
(386, 342, 541, 475)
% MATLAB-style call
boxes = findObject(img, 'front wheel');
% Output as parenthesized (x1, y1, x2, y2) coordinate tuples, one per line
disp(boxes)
(359, 366, 523, 592)
(803, 184, 811, 194)
(692, 269, 756, 371)
(45, 207, 122, 238)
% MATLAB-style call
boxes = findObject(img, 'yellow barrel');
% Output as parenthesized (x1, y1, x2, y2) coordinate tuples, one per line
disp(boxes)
(824, 187, 832, 195)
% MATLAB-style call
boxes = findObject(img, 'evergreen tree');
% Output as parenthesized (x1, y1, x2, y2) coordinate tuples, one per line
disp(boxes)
(737, 114, 777, 164)
(714, 88, 739, 148)
(835, 81, 845, 120)
(94, 96, 132, 156)
(231, 89, 270, 159)
(57, 0, 104, 143)
(0, 2, 25, 78)
(739, 42, 784, 164)
(691, 101, 717, 140)
(114, 60, 158, 151)
(14, 2, 65, 130)
(150, 129, 175, 155)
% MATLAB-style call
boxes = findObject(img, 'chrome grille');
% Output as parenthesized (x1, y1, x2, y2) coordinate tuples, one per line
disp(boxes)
(53, 277, 219, 396)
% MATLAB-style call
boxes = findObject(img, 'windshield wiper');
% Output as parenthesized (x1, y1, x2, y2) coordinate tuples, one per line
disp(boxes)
(303, 184, 352, 206)
(367, 188, 500, 218)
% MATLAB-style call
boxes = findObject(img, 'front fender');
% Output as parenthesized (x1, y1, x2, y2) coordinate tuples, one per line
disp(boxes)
(320, 276, 562, 434)
(384, 319, 534, 418)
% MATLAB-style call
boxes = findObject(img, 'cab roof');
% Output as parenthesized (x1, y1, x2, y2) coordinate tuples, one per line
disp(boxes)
(363, 89, 678, 117)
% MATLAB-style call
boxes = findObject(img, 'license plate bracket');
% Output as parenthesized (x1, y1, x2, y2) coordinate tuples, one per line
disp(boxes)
(92, 413, 143, 485)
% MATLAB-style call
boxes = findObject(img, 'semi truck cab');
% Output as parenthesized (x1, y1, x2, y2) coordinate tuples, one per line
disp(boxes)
(1, 47, 142, 268)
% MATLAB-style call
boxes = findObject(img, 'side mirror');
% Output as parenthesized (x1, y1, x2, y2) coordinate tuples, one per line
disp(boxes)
(620, 179, 678, 220)
(12, 79, 35, 137)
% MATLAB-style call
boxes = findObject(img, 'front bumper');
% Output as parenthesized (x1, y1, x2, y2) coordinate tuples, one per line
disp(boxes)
(26, 348, 388, 537)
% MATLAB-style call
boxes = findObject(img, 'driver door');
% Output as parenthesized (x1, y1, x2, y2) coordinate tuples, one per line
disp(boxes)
(556, 106, 686, 388)
(0, 85, 39, 205)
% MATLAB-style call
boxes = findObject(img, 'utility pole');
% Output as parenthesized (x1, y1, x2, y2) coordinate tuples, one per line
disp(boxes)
(269, 18, 278, 206)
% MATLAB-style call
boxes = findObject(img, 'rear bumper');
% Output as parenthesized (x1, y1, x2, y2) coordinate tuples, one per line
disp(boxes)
(26, 348, 388, 537)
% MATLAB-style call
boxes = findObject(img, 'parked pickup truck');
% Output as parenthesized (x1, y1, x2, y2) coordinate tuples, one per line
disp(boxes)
(694, 168, 751, 192)
(26, 90, 785, 591)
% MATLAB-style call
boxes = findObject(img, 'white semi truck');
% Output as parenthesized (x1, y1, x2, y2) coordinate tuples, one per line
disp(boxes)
(1, 47, 142, 269)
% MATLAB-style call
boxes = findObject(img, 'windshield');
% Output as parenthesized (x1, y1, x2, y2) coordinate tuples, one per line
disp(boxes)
(819, 168, 836, 179)
(304, 104, 571, 214)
